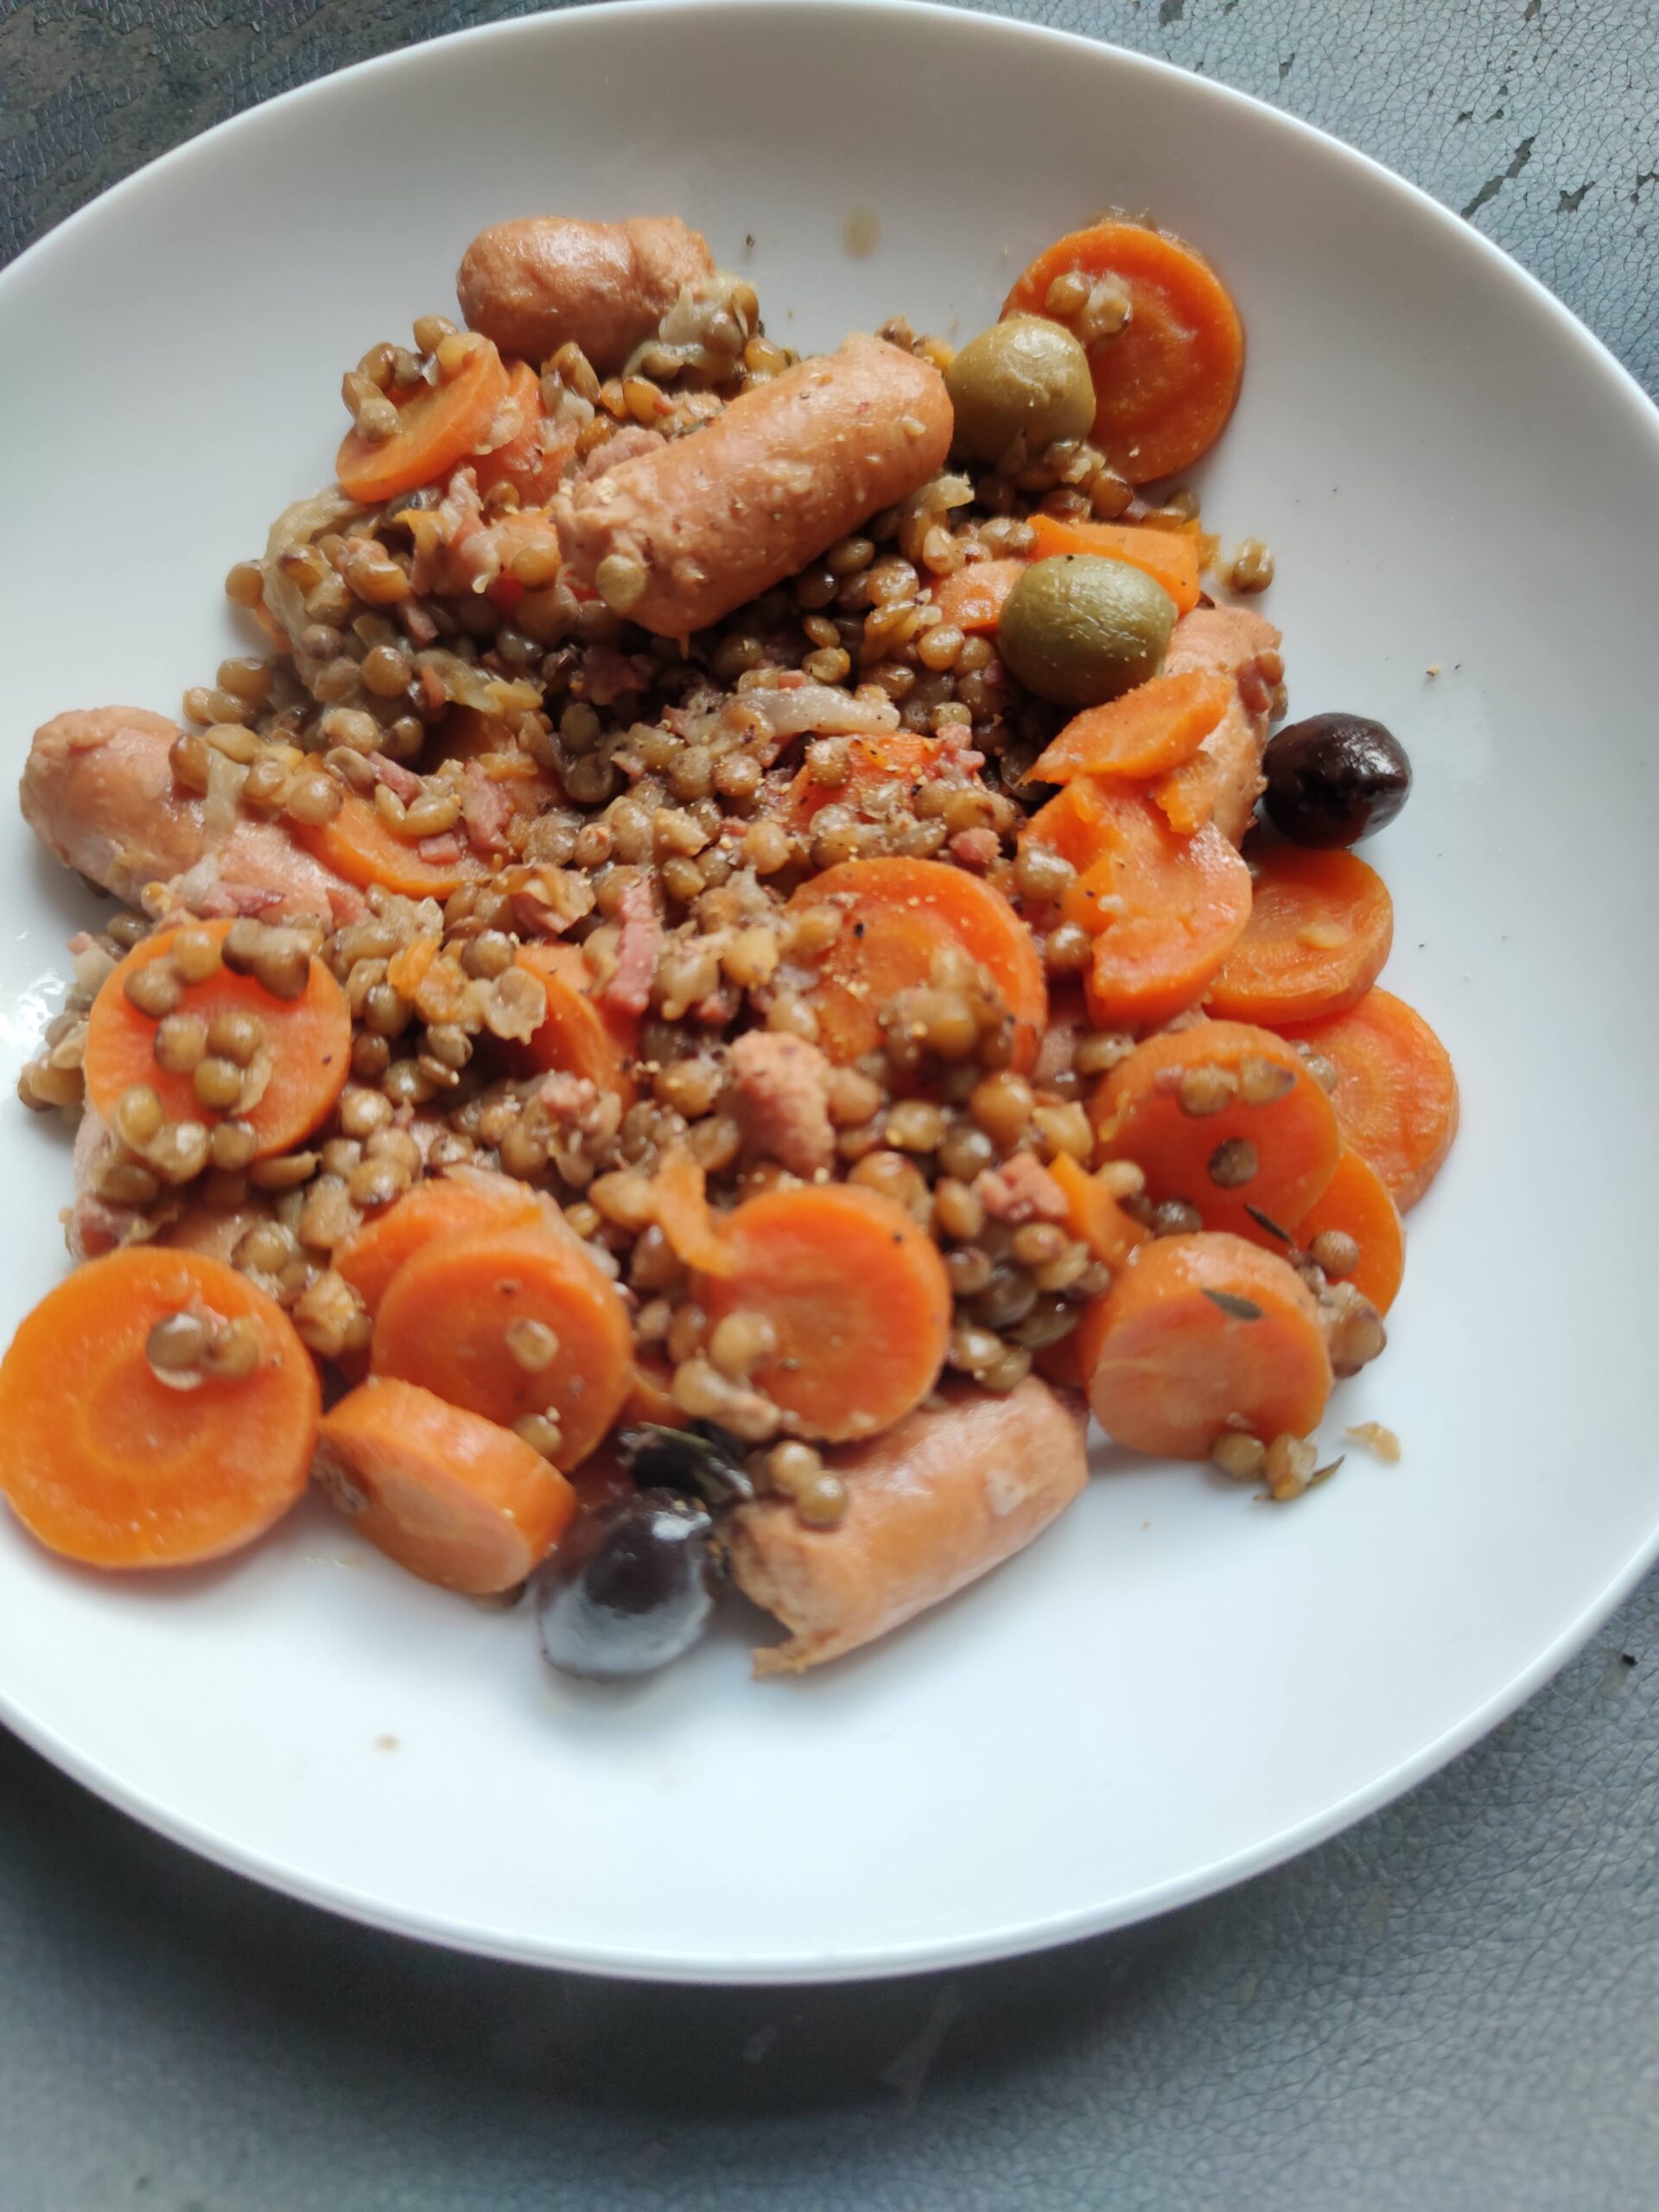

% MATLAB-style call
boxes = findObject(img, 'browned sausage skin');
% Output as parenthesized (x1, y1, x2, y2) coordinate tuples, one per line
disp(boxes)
(554, 334, 954, 638)
(729, 1377, 1088, 1675)
(456, 215, 715, 373)
(22, 707, 365, 925)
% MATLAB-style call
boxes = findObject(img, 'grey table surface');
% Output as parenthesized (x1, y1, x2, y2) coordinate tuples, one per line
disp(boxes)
(1, 3, 1656, 2207)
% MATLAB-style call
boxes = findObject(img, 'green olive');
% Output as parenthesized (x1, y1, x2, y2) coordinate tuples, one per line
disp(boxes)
(944, 315, 1096, 465)
(997, 556, 1176, 709)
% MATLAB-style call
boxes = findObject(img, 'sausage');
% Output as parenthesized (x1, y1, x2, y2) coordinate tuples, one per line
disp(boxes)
(21, 708, 365, 925)
(1164, 605, 1284, 844)
(456, 216, 715, 374)
(729, 1376, 1088, 1675)
(553, 334, 954, 638)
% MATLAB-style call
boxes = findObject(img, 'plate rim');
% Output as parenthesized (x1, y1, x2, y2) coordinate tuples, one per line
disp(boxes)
(2, 0, 1657, 1984)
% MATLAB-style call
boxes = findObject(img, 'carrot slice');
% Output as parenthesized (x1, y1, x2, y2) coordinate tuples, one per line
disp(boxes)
(1276, 988, 1459, 1211)
(472, 360, 577, 508)
(650, 1147, 735, 1278)
(315, 1377, 574, 1594)
(791, 855, 1047, 1073)
(336, 336, 512, 503)
(1026, 780, 1250, 1028)
(779, 733, 947, 832)
(0, 1248, 317, 1567)
(335, 1168, 544, 1319)
(1077, 1232, 1332, 1459)
(1049, 1151, 1152, 1268)
(1029, 671, 1232, 785)
(371, 1221, 632, 1465)
(1207, 847, 1394, 1025)
(1289, 1147, 1405, 1315)
(83, 918, 350, 1160)
(513, 942, 638, 1104)
(695, 1184, 951, 1443)
(1090, 1020, 1341, 1237)
(1150, 750, 1221, 836)
(1024, 514, 1202, 614)
(622, 1356, 689, 1432)
(1004, 222, 1245, 482)
(929, 558, 1028, 633)
(292, 789, 488, 899)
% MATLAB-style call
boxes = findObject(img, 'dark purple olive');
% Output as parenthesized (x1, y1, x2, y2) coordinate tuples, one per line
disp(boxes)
(533, 1490, 721, 1681)
(1262, 714, 1411, 848)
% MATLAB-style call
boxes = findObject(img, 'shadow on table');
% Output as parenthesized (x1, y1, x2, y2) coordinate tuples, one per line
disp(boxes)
(0, 1723, 1179, 2125)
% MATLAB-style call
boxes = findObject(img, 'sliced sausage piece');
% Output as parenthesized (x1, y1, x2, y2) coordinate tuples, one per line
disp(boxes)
(729, 1376, 1088, 1675)
(554, 334, 954, 638)
(455, 215, 715, 373)
(1164, 606, 1284, 844)
(22, 708, 365, 924)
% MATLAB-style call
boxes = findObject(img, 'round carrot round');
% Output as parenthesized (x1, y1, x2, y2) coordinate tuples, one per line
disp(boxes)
(83, 918, 351, 1160)
(791, 855, 1047, 1073)
(779, 734, 946, 834)
(1024, 514, 1202, 614)
(1029, 670, 1233, 786)
(1027, 782, 1250, 1028)
(1291, 1147, 1405, 1314)
(336, 334, 511, 503)
(1077, 1232, 1332, 1459)
(334, 1167, 545, 1319)
(695, 1184, 951, 1443)
(1004, 221, 1245, 482)
(371, 1221, 633, 1466)
(0, 1248, 318, 1568)
(315, 1377, 575, 1595)
(513, 942, 638, 1103)
(472, 359, 577, 507)
(1090, 1020, 1341, 1237)
(1207, 846, 1393, 1025)
(292, 789, 489, 899)
(1277, 988, 1459, 1211)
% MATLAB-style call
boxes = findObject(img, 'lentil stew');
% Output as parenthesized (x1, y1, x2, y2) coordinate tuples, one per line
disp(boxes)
(3, 207, 1456, 1678)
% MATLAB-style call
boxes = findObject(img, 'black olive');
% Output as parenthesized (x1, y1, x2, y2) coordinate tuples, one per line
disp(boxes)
(614, 1421, 755, 1509)
(1262, 714, 1411, 848)
(532, 1490, 721, 1681)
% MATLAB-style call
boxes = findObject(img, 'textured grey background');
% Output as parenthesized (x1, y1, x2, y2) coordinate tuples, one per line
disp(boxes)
(0, 3, 1656, 2208)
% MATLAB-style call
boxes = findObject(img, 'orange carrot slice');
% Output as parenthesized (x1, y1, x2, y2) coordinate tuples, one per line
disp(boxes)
(315, 1377, 575, 1594)
(1077, 1232, 1332, 1459)
(1049, 1151, 1151, 1268)
(336, 335, 511, 503)
(334, 1169, 544, 1319)
(1275, 988, 1459, 1211)
(472, 359, 577, 507)
(929, 558, 1028, 633)
(779, 733, 947, 832)
(0, 1248, 317, 1567)
(83, 918, 350, 1160)
(293, 789, 489, 899)
(1151, 749, 1222, 836)
(513, 942, 638, 1104)
(1029, 671, 1232, 785)
(1290, 1147, 1405, 1314)
(371, 1221, 632, 1466)
(1004, 222, 1245, 482)
(1026, 780, 1250, 1028)
(695, 1184, 951, 1442)
(791, 855, 1047, 1072)
(1207, 847, 1394, 1025)
(1024, 514, 1202, 613)
(1090, 1020, 1341, 1237)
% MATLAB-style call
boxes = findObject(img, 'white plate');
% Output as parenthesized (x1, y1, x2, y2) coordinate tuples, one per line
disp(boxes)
(0, 0, 1656, 1984)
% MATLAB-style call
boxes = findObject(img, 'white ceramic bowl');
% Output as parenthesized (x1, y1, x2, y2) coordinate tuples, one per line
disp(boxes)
(1, 0, 1656, 1983)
